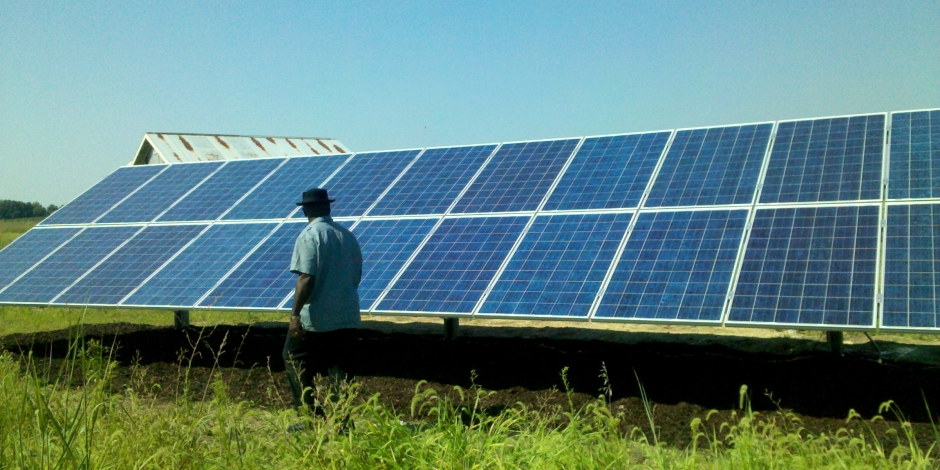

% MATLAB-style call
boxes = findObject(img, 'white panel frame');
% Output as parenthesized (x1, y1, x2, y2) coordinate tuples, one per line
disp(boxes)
(643, 121, 776, 210)
(758, 112, 887, 207)
(40, 165, 170, 227)
(878, 200, 940, 332)
(722, 201, 883, 331)
(51, 225, 153, 306)
(586, 129, 679, 322)
(117, 220, 274, 310)
(885, 108, 940, 203)
(0, 227, 88, 298)
(361, 143, 502, 218)
(364, 143, 507, 314)
(540, 129, 675, 212)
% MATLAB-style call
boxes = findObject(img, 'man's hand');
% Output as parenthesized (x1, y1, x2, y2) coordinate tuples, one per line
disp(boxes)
(289, 316, 306, 338)
(290, 273, 313, 339)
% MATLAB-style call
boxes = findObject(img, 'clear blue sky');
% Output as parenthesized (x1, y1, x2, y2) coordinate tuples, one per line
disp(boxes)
(1, 1, 937, 206)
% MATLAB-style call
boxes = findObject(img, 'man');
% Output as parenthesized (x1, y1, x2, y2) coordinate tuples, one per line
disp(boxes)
(284, 187, 363, 417)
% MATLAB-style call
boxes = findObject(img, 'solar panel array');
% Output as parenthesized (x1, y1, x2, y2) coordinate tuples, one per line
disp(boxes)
(3, 109, 940, 332)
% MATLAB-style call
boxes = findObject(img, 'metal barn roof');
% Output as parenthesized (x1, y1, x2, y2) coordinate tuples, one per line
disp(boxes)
(132, 133, 351, 165)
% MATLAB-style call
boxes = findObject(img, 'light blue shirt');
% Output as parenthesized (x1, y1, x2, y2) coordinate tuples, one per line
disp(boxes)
(290, 216, 363, 332)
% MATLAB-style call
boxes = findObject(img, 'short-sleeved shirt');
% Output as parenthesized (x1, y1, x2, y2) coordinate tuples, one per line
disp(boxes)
(290, 216, 363, 332)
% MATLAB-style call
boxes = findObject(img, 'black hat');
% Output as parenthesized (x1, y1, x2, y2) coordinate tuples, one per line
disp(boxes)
(296, 187, 335, 205)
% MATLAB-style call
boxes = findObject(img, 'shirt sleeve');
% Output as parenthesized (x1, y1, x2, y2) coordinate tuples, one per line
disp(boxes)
(290, 231, 317, 276)
(353, 238, 363, 287)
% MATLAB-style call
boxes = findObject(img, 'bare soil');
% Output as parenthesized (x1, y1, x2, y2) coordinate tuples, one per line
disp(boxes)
(3, 318, 940, 450)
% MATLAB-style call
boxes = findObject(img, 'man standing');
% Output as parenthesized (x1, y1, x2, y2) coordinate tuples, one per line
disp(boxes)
(284, 187, 363, 415)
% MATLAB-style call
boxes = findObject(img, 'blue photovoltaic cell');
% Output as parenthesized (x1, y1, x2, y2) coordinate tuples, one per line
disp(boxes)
(0, 228, 81, 292)
(224, 154, 349, 220)
(595, 210, 746, 321)
(293, 150, 421, 218)
(452, 139, 580, 213)
(728, 206, 878, 326)
(544, 132, 671, 210)
(158, 159, 283, 222)
(761, 115, 884, 203)
(53, 225, 206, 305)
(203, 220, 355, 310)
(353, 218, 438, 309)
(200, 222, 308, 309)
(377, 216, 530, 314)
(479, 213, 632, 317)
(889, 110, 940, 199)
(98, 162, 224, 223)
(646, 125, 771, 207)
(125, 223, 277, 307)
(0, 226, 140, 304)
(41, 166, 165, 225)
(882, 204, 940, 328)
(368, 145, 497, 216)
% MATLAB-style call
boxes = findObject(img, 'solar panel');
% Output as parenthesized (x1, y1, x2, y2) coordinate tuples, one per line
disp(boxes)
(0, 228, 82, 292)
(40, 165, 165, 225)
(0, 226, 141, 304)
(367, 145, 497, 216)
(478, 213, 632, 318)
(889, 110, 940, 200)
(6, 109, 938, 334)
(760, 115, 885, 203)
(645, 124, 771, 207)
(727, 206, 878, 327)
(292, 150, 421, 218)
(594, 209, 746, 322)
(882, 203, 940, 329)
(354, 218, 439, 309)
(544, 132, 672, 211)
(204, 219, 356, 311)
(375, 216, 530, 314)
(53, 225, 206, 305)
(158, 159, 284, 222)
(223, 154, 350, 220)
(199, 221, 308, 309)
(97, 162, 225, 223)
(452, 139, 580, 214)
(124, 223, 278, 308)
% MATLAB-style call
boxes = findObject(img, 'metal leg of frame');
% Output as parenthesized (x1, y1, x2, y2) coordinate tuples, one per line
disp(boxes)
(444, 318, 459, 340)
(827, 331, 843, 355)
(174, 310, 190, 329)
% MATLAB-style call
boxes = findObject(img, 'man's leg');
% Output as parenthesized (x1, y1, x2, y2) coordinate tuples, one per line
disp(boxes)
(321, 328, 357, 379)
(282, 331, 318, 412)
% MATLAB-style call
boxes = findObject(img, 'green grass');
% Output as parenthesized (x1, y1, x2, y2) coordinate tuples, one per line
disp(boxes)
(0, 337, 936, 469)
(0, 305, 286, 337)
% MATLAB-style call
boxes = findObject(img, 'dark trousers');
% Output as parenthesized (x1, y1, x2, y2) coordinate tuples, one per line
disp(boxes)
(282, 328, 357, 412)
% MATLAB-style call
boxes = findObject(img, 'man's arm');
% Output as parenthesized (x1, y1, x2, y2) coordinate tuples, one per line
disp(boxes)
(290, 273, 314, 337)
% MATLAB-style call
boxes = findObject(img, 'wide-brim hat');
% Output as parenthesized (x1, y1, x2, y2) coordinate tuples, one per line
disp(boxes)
(296, 187, 336, 205)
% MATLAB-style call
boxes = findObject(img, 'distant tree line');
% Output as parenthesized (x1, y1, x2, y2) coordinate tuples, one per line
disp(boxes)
(0, 200, 60, 220)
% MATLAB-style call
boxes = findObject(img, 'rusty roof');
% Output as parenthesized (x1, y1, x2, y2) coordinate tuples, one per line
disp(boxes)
(132, 133, 351, 165)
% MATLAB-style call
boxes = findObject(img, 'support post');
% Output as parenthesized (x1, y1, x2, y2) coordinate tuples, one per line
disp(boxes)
(174, 310, 190, 329)
(443, 317, 459, 340)
(827, 331, 843, 355)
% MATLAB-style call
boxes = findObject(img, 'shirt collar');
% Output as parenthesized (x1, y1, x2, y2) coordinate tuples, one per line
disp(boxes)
(309, 215, 333, 224)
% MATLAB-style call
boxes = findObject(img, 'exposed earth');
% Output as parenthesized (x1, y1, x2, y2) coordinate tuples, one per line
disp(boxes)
(3, 316, 940, 450)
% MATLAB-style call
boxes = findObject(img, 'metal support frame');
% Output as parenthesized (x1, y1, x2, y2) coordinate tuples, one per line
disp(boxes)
(827, 331, 843, 355)
(174, 310, 190, 329)
(443, 317, 459, 340)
